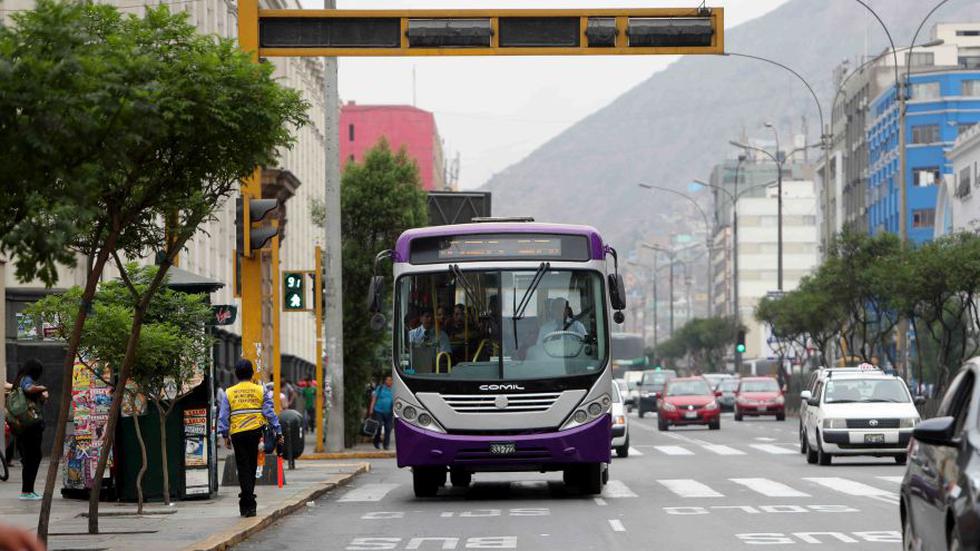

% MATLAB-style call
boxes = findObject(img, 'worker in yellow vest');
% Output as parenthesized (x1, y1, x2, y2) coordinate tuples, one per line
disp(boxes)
(217, 359, 282, 517)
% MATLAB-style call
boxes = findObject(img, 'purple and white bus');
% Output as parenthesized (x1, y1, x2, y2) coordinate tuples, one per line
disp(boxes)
(369, 219, 628, 497)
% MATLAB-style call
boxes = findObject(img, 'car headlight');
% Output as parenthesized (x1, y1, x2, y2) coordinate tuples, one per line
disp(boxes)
(704, 401, 718, 410)
(900, 417, 920, 428)
(774, 395, 785, 405)
(823, 418, 847, 429)
(661, 402, 676, 412)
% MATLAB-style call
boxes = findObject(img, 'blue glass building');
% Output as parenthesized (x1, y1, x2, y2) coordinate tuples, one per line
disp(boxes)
(867, 71, 980, 243)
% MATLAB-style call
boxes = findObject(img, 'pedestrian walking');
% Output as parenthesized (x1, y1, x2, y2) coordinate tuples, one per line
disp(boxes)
(7, 359, 47, 501)
(367, 375, 394, 450)
(302, 378, 316, 431)
(217, 359, 283, 517)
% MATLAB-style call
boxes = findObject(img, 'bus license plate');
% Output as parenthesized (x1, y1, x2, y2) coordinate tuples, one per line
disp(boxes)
(864, 433, 885, 444)
(489, 442, 516, 455)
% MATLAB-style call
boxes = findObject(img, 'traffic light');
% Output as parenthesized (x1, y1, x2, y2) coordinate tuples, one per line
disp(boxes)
(736, 330, 746, 354)
(236, 197, 280, 256)
(283, 272, 306, 311)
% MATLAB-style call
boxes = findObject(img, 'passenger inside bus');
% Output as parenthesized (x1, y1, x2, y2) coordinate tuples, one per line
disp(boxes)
(408, 308, 451, 374)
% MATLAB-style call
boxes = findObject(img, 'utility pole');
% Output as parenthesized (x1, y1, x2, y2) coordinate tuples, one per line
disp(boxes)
(314, 246, 325, 452)
(323, 0, 346, 451)
(668, 256, 675, 336)
(733, 157, 744, 370)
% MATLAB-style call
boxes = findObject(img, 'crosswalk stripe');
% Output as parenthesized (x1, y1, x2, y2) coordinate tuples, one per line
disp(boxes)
(627, 446, 644, 456)
(608, 519, 626, 532)
(658, 479, 724, 498)
(730, 478, 810, 497)
(604, 480, 638, 498)
(748, 444, 796, 455)
(338, 483, 399, 502)
(802, 477, 896, 497)
(654, 445, 694, 456)
(701, 444, 745, 456)
(754, 437, 777, 442)
(876, 476, 905, 484)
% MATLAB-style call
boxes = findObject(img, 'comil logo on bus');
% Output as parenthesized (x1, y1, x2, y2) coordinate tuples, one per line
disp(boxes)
(479, 384, 526, 391)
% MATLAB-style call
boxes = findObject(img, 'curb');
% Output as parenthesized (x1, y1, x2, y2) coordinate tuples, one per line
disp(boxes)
(184, 462, 370, 551)
(299, 451, 395, 460)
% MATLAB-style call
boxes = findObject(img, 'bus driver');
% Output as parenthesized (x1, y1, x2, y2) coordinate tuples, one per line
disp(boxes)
(537, 298, 587, 343)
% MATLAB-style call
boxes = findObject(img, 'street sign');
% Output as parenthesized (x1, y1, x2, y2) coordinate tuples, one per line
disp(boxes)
(210, 305, 238, 326)
(283, 272, 307, 311)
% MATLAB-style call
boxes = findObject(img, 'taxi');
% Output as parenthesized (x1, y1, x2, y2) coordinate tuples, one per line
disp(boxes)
(800, 366, 922, 466)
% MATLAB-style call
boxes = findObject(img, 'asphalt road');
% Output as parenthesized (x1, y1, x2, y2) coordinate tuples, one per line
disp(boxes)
(235, 411, 904, 550)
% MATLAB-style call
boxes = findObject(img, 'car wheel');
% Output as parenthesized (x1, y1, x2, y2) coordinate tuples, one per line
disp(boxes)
(658, 418, 668, 431)
(816, 433, 832, 466)
(450, 469, 472, 488)
(776, 413, 785, 421)
(616, 435, 630, 458)
(734, 410, 743, 422)
(709, 419, 720, 430)
(799, 422, 807, 454)
(638, 409, 645, 419)
(894, 454, 908, 466)
(805, 433, 818, 464)
(902, 509, 915, 551)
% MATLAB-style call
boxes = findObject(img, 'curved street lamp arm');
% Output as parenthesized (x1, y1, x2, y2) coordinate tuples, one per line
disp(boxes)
(729, 140, 779, 164)
(850, 0, 901, 94)
(723, 52, 825, 140)
(637, 183, 713, 237)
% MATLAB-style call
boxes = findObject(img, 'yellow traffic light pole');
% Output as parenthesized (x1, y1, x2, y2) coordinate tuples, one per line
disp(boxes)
(314, 246, 324, 452)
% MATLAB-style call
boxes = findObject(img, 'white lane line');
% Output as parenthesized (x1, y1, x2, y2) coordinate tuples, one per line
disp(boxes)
(748, 443, 796, 455)
(658, 479, 724, 498)
(594, 497, 608, 506)
(627, 446, 644, 456)
(876, 476, 905, 484)
(604, 480, 639, 498)
(754, 437, 777, 442)
(654, 445, 694, 456)
(730, 478, 810, 498)
(338, 483, 399, 502)
(802, 477, 898, 498)
(701, 444, 746, 456)
(608, 519, 626, 532)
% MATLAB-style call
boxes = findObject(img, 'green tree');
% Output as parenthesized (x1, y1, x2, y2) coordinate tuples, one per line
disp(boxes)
(0, 1, 308, 538)
(341, 139, 427, 446)
(653, 317, 740, 371)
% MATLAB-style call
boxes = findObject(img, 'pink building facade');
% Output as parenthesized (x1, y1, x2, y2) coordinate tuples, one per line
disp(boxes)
(339, 102, 446, 191)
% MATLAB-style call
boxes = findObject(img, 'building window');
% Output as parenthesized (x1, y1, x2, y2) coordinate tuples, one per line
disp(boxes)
(956, 167, 971, 198)
(912, 208, 936, 228)
(963, 80, 980, 97)
(911, 124, 940, 144)
(908, 52, 934, 67)
(956, 30, 980, 36)
(960, 56, 980, 70)
(959, 123, 977, 136)
(914, 167, 941, 187)
(348, 123, 355, 142)
(910, 82, 940, 100)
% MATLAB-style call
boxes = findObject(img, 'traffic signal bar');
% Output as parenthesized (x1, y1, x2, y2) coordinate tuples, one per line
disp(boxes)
(256, 8, 724, 57)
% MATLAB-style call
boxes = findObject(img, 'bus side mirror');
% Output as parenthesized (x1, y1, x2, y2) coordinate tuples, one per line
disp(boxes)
(608, 274, 627, 310)
(367, 275, 385, 313)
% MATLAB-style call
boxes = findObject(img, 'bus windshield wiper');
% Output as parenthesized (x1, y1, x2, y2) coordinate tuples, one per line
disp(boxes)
(513, 262, 549, 322)
(450, 264, 482, 312)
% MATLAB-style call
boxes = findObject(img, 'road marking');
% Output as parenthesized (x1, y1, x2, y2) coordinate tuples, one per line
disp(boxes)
(603, 480, 638, 498)
(754, 437, 777, 442)
(594, 497, 607, 506)
(730, 478, 810, 498)
(658, 479, 724, 498)
(802, 477, 897, 498)
(701, 444, 745, 455)
(338, 483, 399, 502)
(608, 519, 626, 532)
(627, 446, 644, 456)
(876, 476, 904, 484)
(654, 445, 694, 456)
(748, 444, 796, 455)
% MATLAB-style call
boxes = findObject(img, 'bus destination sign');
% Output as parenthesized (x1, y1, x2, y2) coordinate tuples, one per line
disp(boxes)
(409, 233, 591, 264)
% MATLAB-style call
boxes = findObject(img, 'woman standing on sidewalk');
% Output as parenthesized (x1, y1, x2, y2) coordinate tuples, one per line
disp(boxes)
(367, 375, 394, 450)
(11, 359, 46, 501)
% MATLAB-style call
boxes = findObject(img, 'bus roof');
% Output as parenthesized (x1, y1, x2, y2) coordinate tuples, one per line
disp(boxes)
(394, 222, 606, 262)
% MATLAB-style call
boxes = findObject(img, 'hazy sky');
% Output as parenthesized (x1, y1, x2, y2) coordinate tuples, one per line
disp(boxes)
(326, 0, 789, 189)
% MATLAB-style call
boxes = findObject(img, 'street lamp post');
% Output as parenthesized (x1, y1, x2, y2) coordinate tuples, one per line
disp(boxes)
(642, 244, 677, 337)
(764, 122, 783, 290)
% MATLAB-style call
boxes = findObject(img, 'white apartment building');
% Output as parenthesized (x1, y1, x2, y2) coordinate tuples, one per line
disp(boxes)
(713, 180, 820, 361)
(936, 122, 980, 236)
(3, 0, 327, 385)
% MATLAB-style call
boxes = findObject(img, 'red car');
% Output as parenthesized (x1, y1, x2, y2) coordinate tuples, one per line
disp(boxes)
(734, 376, 785, 421)
(657, 377, 721, 431)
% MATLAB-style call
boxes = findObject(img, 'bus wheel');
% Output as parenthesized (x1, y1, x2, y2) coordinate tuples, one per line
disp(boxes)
(450, 469, 472, 488)
(413, 467, 443, 498)
(579, 463, 602, 495)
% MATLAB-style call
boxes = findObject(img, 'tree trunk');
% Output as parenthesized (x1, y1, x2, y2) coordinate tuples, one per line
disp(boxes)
(37, 238, 116, 542)
(88, 264, 170, 533)
(156, 402, 171, 507)
(132, 409, 148, 515)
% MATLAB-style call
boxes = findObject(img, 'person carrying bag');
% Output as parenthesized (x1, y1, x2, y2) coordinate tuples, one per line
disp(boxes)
(5, 359, 47, 500)
(366, 375, 394, 450)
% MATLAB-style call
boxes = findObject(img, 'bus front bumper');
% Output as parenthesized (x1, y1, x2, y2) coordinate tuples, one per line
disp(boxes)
(395, 415, 612, 471)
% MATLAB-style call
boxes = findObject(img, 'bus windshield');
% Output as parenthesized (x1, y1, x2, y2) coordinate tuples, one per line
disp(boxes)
(394, 269, 607, 381)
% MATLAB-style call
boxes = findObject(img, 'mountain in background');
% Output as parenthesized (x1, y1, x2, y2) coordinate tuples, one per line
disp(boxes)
(481, 0, 980, 250)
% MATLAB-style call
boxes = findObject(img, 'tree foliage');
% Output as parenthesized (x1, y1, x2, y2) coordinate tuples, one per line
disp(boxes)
(340, 139, 428, 446)
(653, 316, 741, 371)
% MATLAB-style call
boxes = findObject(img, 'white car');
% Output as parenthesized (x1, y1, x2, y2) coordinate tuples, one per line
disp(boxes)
(623, 371, 644, 412)
(611, 382, 630, 457)
(800, 370, 921, 466)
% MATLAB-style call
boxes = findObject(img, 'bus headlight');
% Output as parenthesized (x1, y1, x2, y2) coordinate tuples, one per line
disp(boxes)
(394, 399, 445, 434)
(588, 403, 603, 416)
(573, 410, 588, 423)
(402, 405, 418, 421)
(417, 413, 433, 426)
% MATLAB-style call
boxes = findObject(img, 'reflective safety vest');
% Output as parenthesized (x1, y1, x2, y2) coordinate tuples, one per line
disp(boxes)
(226, 381, 266, 435)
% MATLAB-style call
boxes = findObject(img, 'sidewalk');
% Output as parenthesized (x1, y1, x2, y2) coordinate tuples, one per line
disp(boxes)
(0, 453, 368, 551)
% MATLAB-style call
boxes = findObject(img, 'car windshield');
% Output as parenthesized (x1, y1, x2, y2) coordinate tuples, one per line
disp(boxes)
(666, 380, 711, 396)
(611, 383, 621, 402)
(823, 378, 910, 404)
(394, 269, 607, 381)
(641, 371, 673, 386)
(720, 379, 739, 391)
(740, 379, 780, 393)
